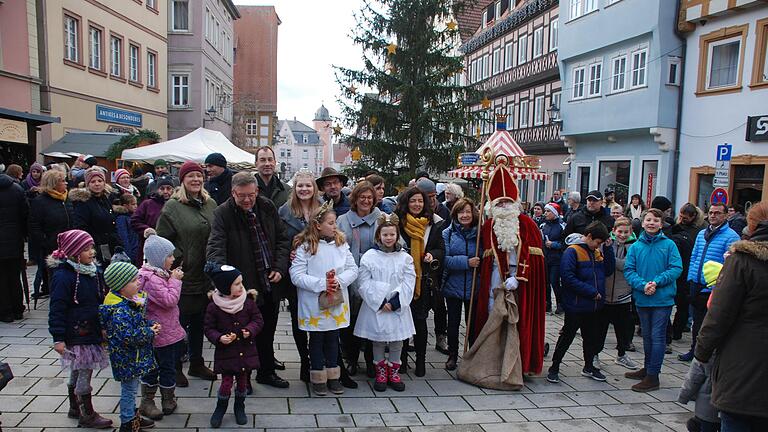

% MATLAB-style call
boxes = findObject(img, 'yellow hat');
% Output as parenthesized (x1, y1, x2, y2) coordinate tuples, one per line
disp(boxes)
(702, 261, 723, 288)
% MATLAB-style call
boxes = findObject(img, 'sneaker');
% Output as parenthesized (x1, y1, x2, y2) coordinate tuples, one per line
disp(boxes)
(678, 351, 694, 362)
(615, 355, 639, 370)
(546, 371, 560, 383)
(665, 344, 673, 355)
(581, 367, 607, 381)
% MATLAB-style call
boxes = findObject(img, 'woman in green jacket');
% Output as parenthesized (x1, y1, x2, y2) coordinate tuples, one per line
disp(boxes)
(156, 161, 218, 386)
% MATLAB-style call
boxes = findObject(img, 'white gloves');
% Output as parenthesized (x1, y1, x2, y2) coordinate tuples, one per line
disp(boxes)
(504, 277, 519, 291)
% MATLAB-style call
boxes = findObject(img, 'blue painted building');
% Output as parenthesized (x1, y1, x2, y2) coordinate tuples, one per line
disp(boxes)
(558, 0, 683, 207)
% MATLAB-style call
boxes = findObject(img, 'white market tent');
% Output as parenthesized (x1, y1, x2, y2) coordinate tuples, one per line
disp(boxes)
(121, 127, 255, 165)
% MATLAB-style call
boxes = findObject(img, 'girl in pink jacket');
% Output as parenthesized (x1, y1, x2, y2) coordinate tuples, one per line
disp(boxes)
(138, 234, 185, 420)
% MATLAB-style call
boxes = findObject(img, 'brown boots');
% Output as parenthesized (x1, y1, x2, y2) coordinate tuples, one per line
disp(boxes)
(160, 386, 178, 415)
(625, 368, 660, 392)
(77, 393, 113, 429)
(138, 384, 163, 420)
(187, 358, 217, 381)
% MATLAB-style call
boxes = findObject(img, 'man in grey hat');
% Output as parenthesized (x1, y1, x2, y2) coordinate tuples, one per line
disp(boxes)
(317, 167, 350, 216)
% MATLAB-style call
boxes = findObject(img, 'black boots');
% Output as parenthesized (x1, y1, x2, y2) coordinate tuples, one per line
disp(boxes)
(233, 393, 247, 425)
(210, 397, 229, 428)
(174, 361, 189, 388)
(66, 385, 80, 419)
(77, 393, 113, 429)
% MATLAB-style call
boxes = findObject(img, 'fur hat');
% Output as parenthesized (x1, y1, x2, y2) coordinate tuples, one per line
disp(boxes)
(143, 234, 176, 269)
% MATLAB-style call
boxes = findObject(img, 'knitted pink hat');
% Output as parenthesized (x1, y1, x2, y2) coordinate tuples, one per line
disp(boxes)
(52, 230, 94, 259)
(114, 168, 130, 183)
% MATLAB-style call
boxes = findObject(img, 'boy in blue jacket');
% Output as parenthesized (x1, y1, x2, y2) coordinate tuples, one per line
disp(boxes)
(547, 222, 615, 384)
(623, 208, 683, 392)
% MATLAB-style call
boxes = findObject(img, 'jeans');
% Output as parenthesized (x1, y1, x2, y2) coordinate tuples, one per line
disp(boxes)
(179, 311, 204, 362)
(636, 306, 672, 375)
(596, 303, 635, 357)
(546, 263, 561, 310)
(720, 411, 768, 432)
(309, 329, 339, 371)
(549, 310, 603, 373)
(445, 296, 470, 356)
(255, 290, 279, 377)
(119, 378, 139, 423)
(142, 341, 181, 388)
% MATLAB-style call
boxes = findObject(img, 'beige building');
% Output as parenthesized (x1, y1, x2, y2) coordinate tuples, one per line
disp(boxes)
(38, 0, 168, 151)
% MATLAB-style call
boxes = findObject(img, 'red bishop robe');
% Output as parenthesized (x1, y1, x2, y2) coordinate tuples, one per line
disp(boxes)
(470, 213, 546, 374)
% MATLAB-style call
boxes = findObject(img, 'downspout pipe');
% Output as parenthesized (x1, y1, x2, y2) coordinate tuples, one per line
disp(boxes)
(671, 0, 687, 208)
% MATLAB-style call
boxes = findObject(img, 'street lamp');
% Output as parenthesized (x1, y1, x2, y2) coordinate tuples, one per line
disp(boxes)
(203, 106, 217, 128)
(547, 103, 562, 128)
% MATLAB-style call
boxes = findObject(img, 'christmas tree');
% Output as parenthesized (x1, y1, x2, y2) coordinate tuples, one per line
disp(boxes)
(335, 0, 481, 184)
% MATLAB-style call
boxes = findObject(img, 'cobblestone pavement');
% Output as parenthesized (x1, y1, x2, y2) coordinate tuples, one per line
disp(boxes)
(1, 266, 696, 431)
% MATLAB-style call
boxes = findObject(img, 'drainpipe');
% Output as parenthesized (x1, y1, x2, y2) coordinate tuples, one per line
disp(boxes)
(671, 0, 687, 207)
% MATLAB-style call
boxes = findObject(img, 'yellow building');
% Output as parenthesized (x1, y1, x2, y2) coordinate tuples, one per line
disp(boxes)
(39, 0, 168, 154)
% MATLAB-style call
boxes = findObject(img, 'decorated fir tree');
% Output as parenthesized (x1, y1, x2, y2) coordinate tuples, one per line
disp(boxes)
(335, 0, 481, 183)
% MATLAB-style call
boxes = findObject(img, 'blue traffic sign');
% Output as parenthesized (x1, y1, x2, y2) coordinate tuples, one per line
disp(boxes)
(716, 143, 732, 162)
(711, 188, 729, 206)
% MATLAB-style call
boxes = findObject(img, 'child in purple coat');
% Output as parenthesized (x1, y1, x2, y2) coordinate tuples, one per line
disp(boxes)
(204, 263, 263, 428)
(138, 234, 186, 419)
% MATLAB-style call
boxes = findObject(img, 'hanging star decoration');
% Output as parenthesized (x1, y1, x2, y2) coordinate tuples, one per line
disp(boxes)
(481, 96, 491, 109)
(333, 124, 343, 135)
(386, 43, 397, 55)
(446, 20, 458, 31)
(348, 85, 357, 94)
(369, 115, 378, 127)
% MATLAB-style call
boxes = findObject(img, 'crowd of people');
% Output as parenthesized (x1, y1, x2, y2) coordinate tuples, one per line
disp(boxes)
(0, 151, 766, 432)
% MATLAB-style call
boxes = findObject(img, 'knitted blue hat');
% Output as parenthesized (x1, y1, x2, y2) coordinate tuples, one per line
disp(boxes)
(144, 234, 175, 269)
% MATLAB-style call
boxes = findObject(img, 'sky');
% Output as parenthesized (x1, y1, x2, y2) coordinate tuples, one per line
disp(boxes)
(234, 0, 366, 127)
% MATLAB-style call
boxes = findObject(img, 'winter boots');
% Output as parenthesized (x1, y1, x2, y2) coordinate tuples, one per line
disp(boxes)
(373, 360, 388, 392)
(326, 366, 345, 395)
(159, 386, 177, 415)
(174, 361, 189, 388)
(310, 369, 328, 396)
(388, 362, 405, 392)
(138, 384, 163, 420)
(210, 396, 229, 428)
(77, 393, 113, 429)
(233, 392, 247, 425)
(188, 358, 217, 381)
(66, 385, 80, 419)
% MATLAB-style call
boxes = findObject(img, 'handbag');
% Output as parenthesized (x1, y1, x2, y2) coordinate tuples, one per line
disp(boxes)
(0, 361, 14, 391)
(318, 269, 343, 310)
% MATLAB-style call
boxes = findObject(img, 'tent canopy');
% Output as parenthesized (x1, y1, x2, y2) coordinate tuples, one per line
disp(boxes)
(121, 127, 255, 165)
(449, 128, 548, 180)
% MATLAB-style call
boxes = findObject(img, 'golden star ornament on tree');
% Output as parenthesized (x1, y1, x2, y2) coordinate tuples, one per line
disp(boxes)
(369, 115, 378, 127)
(447, 20, 458, 31)
(386, 43, 397, 55)
(333, 124, 343, 135)
(481, 96, 491, 109)
(348, 85, 357, 94)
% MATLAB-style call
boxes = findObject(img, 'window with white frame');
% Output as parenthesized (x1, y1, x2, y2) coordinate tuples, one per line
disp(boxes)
(482, 10, 488, 28)
(533, 27, 544, 58)
(572, 67, 585, 99)
(246, 120, 258, 135)
(215, 20, 221, 51)
(303, 149, 309, 158)
(667, 56, 681, 85)
(147, 0, 156, 9)
(631, 49, 647, 88)
(147, 51, 157, 88)
(534, 180, 547, 203)
(506, 103, 514, 130)
(302, 134, 308, 144)
(707, 36, 741, 89)
(493, 48, 501, 74)
(171, 73, 189, 107)
(588, 62, 602, 96)
(89, 27, 101, 70)
(551, 91, 561, 120)
(611, 55, 627, 92)
(518, 34, 527, 64)
(64, 15, 79, 62)
(205, 7, 210, 39)
(226, 34, 232, 63)
(110, 36, 121, 76)
(504, 42, 514, 69)
(171, 0, 189, 31)
(484, 54, 491, 79)
(495, 1, 502, 19)
(585, 0, 598, 13)
(549, 18, 559, 50)
(534, 95, 545, 125)
(129, 44, 139, 82)
(519, 100, 529, 128)
(570, 0, 583, 20)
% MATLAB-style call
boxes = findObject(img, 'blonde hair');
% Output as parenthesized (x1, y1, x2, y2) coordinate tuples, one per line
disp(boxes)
(292, 206, 346, 255)
(747, 201, 768, 235)
(172, 181, 211, 204)
(39, 169, 66, 194)
(287, 171, 320, 218)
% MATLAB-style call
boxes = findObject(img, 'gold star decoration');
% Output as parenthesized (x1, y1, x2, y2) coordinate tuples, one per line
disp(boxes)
(308, 316, 321, 327)
(332, 312, 348, 326)
(369, 115, 378, 127)
(481, 96, 491, 109)
(333, 124, 343, 135)
(476, 125, 481, 137)
(447, 20, 458, 31)
(343, 303, 349, 314)
(386, 43, 397, 55)
(299, 318, 307, 327)
(348, 85, 357, 94)
(322, 309, 332, 319)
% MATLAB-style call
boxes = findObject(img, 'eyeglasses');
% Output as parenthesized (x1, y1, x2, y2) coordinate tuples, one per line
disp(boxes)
(708, 211, 724, 216)
(235, 193, 257, 200)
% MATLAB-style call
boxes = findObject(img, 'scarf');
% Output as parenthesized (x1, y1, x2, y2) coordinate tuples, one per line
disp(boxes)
(246, 209, 273, 292)
(212, 289, 247, 314)
(47, 189, 68, 201)
(116, 183, 136, 196)
(142, 263, 170, 279)
(403, 214, 429, 300)
(67, 259, 97, 277)
(25, 172, 40, 188)
(630, 205, 642, 220)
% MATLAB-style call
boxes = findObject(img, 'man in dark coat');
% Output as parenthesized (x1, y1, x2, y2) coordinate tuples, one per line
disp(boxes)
(206, 172, 291, 388)
(563, 190, 614, 236)
(0, 173, 29, 322)
(255, 146, 291, 209)
(204, 153, 233, 205)
(145, 159, 179, 196)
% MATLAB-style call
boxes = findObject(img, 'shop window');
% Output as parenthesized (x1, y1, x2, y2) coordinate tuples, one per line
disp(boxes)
(598, 160, 630, 206)
(520, 179, 530, 204)
(696, 174, 715, 211)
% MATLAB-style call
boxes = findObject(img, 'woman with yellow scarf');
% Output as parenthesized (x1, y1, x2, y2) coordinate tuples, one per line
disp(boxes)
(395, 186, 446, 377)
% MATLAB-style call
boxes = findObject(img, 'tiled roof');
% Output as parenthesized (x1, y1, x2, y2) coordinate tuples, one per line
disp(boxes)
(456, 0, 494, 42)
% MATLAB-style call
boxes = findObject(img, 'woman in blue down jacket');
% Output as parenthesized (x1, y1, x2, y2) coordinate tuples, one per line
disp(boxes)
(441, 198, 481, 371)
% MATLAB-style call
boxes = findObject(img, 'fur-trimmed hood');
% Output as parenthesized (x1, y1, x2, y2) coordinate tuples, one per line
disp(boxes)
(112, 204, 131, 215)
(68, 185, 114, 203)
(730, 239, 768, 262)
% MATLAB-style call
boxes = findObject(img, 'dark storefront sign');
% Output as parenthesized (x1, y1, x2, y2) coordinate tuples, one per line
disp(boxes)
(746, 115, 768, 142)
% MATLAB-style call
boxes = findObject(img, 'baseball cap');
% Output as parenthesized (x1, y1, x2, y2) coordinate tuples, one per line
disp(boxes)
(586, 190, 603, 201)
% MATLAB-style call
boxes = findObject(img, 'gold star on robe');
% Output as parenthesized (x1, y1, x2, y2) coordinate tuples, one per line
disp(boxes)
(332, 312, 348, 326)
(299, 318, 307, 327)
(322, 310, 332, 319)
(308, 316, 321, 327)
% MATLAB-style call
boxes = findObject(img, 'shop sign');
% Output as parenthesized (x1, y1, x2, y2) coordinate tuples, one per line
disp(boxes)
(746, 115, 768, 142)
(0, 118, 29, 144)
(96, 105, 142, 127)
(460, 152, 480, 166)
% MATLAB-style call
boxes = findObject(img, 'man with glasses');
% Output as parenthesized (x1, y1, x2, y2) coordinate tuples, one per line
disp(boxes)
(206, 172, 291, 388)
(678, 202, 739, 362)
(317, 167, 350, 216)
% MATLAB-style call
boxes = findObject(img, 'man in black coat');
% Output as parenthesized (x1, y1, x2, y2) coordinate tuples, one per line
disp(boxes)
(204, 152, 234, 205)
(0, 173, 29, 322)
(563, 190, 614, 236)
(206, 171, 291, 388)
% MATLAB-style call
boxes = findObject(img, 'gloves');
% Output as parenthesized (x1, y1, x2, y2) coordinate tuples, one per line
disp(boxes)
(504, 277, 518, 291)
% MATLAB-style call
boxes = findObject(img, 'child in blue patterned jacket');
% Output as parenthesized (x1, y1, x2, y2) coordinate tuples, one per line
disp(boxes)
(100, 261, 160, 431)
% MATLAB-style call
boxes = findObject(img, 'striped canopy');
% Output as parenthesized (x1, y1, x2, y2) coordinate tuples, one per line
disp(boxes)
(449, 128, 548, 180)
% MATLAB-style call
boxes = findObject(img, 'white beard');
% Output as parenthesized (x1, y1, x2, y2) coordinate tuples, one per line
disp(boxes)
(490, 203, 521, 252)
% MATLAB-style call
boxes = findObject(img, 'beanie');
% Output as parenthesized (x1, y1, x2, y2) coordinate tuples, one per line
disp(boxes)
(52, 229, 94, 260)
(143, 234, 176, 269)
(178, 161, 204, 181)
(156, 176, 175, 189)
(544, 202, 560, 216)
(416, 178, 436, 195)
(204, 152, 227, 168)
(85, 167, 105, 185)
(114, 168, 130, 183)
(651, 196, 672, 213)
(30, 162, 45, 173)
(204, 262, 241, 296)
(84, 156, 98, 167)
(154, 159, 168, 167)
(703, 260, 723, 288)
(104, 261, 139, 292)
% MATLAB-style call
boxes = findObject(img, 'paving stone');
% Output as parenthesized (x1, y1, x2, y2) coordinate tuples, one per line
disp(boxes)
(389, 396, 426, 413)
(22, 395, 65, 412)
(315, 414, 354, 428)
(464, 394, 536, 410)
(566, 390, 621, 405)
(599, 403, 657, 417)
(418, 396, 472, 412)
(377, 380, 435, 397)
(411, 425, 484, 432)
(524, 392, 579, 408)
(481, 422, 548, 432)
(380, 412, 421, 426)
(0, 395, 33, 412)
(351, 413, 384, 427)
(426, 379, 485, 396)
(593, 415, 674, 432)
(24, 365, 64, 378)
(344, 428, 407, 432)
(650, 387, 685, 402)
(646, 402, 691, 414)
(243, 397, 289, 414)
(339, 397, 395, 414)
(0, 376, 38, 395)
(561, 405, 608, 419)
(188, 413, 252, 428)
(541, 418, 608, 431)
(0, 337, 46, 345)
(0, 345, 51, 358)
(494, 409, 526, 422)
(416, 411, 452, 426)
(518, 407, 572, 422)
(148, 413, 191, 428)
(0, 412, 28, 428)
(559, 376, 617, 391)
(446, 410, 502, 424)
(525, 378, 575, 393)
(18, 413, 76, 428)
(604, 389, 659, 404)
(288, 397, 341, 414)
(0, 327, 34, 337)
(651, 413, 695, 432)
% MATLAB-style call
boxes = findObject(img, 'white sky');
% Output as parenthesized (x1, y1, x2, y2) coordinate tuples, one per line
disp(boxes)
(234, 0, 366, 126)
